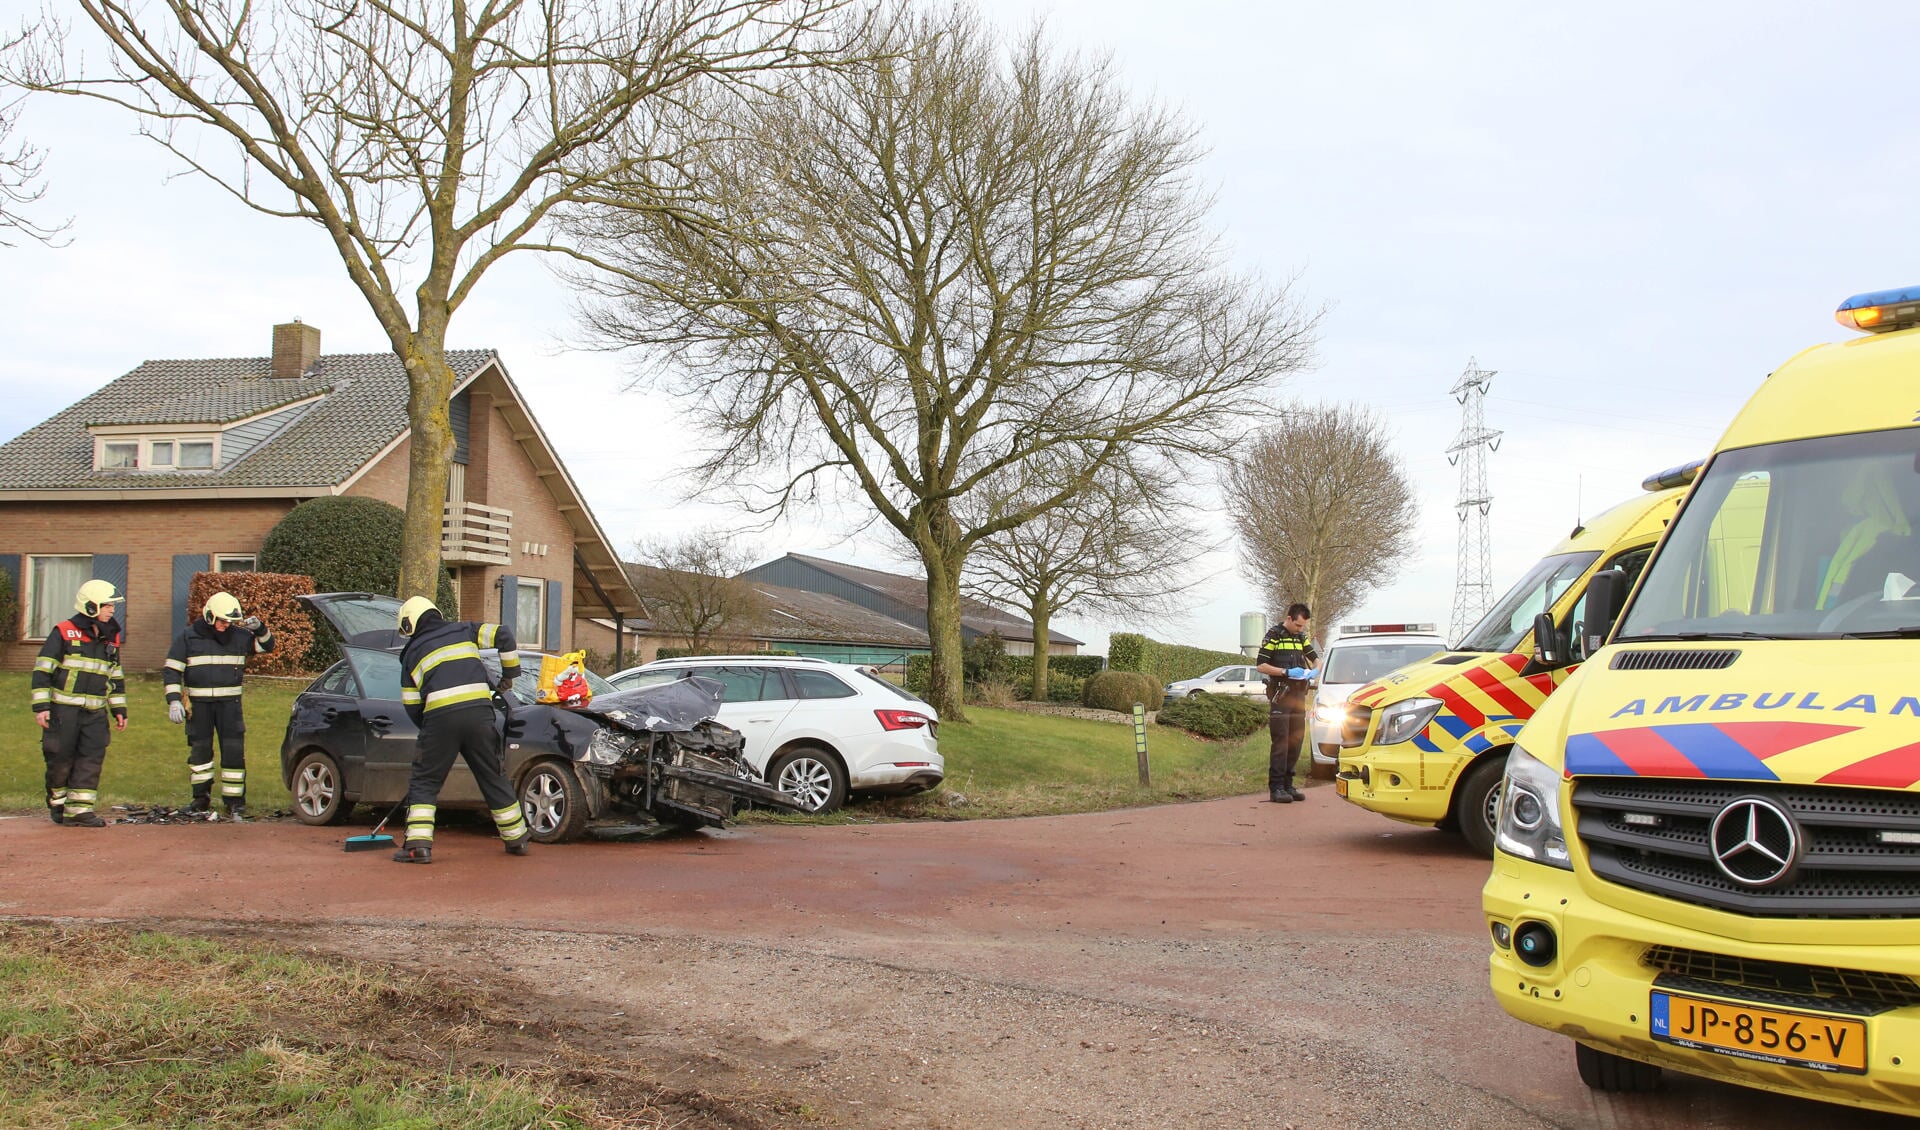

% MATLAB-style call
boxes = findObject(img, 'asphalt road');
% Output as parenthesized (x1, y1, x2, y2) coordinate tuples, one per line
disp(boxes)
(0, 789, 1907, 1127)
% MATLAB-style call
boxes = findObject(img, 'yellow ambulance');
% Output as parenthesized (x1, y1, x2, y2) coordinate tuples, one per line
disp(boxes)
(1332, 481, 1687, 854)
(1485, 285, 1920, 1115)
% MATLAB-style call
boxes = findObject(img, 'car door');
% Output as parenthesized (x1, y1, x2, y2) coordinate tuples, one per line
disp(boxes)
(341, 646, 434, 802)
(688, 665, 797, 774)
(1221, 666, 1260, 698)
(284, 660, 370, 789)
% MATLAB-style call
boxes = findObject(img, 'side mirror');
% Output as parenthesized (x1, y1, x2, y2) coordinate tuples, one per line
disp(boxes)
(1580, 568, 1630, 656)
(1532, 611, 1565, 667)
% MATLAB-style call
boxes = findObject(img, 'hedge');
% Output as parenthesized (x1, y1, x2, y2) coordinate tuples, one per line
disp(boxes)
(906, 652, 1106, 695)
(1156, 693, 1267, 739)
(1108, 632, 1250, 687)
(1081, 670, 1164, 713)
(184, 571, 317, 677)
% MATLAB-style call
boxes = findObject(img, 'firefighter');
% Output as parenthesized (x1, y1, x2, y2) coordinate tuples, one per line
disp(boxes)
(1254, 603, 1319, 804)
(31, 579, 128, 827)
(391, 596, 532, 863)
(163, 591, 275, 819)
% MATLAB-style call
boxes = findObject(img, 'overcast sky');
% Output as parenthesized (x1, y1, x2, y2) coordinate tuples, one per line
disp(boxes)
(4, 1, 1916, 656)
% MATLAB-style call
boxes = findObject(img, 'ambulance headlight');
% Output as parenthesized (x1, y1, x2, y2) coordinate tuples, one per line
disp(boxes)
(1373, 697, 1442, 745)
(1496, 745, 1571, 870)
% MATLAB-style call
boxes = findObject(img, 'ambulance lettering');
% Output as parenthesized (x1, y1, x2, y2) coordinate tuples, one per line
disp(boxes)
(1610, 693, 1920, 718)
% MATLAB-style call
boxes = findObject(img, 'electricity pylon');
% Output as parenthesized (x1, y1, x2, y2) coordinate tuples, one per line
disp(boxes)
(1446, 359, 1501, 643)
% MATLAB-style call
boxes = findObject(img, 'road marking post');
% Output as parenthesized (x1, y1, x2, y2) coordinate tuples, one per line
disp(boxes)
(1133, 702, 1150, 786)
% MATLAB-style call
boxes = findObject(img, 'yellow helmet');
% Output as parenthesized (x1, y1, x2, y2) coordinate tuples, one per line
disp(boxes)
(203, 591, 244, 625)
(397, 596, 438, 637)
(75, 579, 121, 616)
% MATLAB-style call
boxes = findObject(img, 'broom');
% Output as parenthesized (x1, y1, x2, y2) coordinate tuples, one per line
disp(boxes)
(344, 800, 403, 852)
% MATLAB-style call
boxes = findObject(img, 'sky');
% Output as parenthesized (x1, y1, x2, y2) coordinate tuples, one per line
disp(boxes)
(4, 1, 1918, 656)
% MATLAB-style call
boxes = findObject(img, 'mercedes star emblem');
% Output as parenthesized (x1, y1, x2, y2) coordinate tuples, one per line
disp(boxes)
(1709, 797, 1801, 887)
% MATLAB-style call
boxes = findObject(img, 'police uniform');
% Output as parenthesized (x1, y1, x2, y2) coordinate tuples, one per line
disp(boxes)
(164, 615, 274, 812)
(1256, 623, 1319, 801)
(394, 606, 530, 861)
(31, 609, 127, 826)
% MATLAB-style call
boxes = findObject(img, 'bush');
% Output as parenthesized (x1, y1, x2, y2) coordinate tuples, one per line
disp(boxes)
(185, 571, 317, 676)
(258, 497, 455, 668)
(1081, 670, 1164, 713)
(1156, 693, 1268, 739)
(968, 678, 1019, 708)
(1108, 631, 1249, 687)
(1013, 673, 1084, 703)
(963, 630, 1009, 684)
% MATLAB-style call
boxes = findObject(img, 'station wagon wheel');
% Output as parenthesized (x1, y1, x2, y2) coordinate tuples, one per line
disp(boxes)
(1457, 757, 1507, 857)
(769, 746, 848, 813)
(517, 759, 588, 844)
(291, 750, 353, 826)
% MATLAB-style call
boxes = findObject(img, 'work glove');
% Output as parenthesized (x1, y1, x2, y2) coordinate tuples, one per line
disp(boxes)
(242, 615, 263, 632)
(1286, 667, 1319, 681)
(168, 701, 186, 724)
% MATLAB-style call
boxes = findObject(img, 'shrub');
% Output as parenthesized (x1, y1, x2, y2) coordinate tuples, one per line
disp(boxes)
(258, 497, 455, 668)
(1081, 670, 1164, 713)
(968, 678, 1019, 708)
(185, 571, 317, 676)
(1012, 673, 1085, 703)
(1156, 693, 1268, 739)
(963, 631, 1009, 684)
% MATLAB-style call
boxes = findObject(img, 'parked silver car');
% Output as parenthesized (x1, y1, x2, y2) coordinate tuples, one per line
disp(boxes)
(1163, 664, 1266, 700)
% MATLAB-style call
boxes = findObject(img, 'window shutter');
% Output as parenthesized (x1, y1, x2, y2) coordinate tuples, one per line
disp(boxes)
(173, 554, 208, 643)
(499, 575, 518, 641)
(545, 578, 563, 653)
(94, 554, 129, 630)
(0, 555, 18, 639)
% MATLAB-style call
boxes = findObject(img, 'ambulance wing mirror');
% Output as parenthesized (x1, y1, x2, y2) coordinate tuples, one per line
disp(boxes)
(1577, 568, 1630, 659)
(1531, 612, 1567, 667)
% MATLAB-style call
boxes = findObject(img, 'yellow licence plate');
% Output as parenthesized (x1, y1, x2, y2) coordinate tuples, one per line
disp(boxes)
(1335, 776, 1349, 797)
(1651, 990, 1867, 1074)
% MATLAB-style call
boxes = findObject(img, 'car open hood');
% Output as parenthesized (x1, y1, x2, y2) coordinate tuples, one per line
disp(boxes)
(297, 592, 405, 650)
(581, 676, 729, 733)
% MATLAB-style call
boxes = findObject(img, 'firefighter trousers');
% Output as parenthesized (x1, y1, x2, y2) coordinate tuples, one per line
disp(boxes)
(1268, 704, 1307, 792)
(186, 697, 248, 808)
(401, 705, 530, 846)
(44, 704, 110, 818)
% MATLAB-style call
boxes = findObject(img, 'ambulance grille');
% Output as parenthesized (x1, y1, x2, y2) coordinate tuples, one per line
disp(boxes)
(1641, 946, 1920, 1013)
(1575, 780, 1920, 918)
(1606, 649, 1741, 671)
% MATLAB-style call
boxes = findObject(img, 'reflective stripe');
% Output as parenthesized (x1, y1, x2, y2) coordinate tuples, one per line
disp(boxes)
(498, 649, 519, 669)
(186, 686, 244, 698)
(493, 807, 529, 840)
(424, 683, 492, 710)
(163, 658, 187, 672)
(401, 688, 422, 705)
(406, 803, 437, 842)
(477, 624, 498, 648)
(51, 691, 108, 710)
(108, 695, 127, 709)
(49, 788, 66, 802)
(30, 689, 51, 706)
(220, 769, 246, 781)
(66, 788, 97, 815)
(33, 657, 57, 674)
(411, 642, 481, 689)
(61, 656, 114, 674)
(185, 655, 247, 667)
(190, 763, 216, 784)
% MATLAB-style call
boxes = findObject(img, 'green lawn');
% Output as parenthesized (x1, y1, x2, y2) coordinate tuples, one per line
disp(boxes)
(1, 673, 302, 813)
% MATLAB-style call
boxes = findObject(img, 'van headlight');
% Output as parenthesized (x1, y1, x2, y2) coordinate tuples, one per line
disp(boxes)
(1496, 744, 1571, 870)
(1373, 697, 1442, 745)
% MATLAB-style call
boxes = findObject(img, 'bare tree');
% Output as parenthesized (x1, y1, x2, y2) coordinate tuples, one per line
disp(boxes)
(0, 30, 68, 247)
(3, 0, 844, 598)
(569, 7, 1317, 719)
(629, 528, 768, 653)
(963, 464, 1206, 701)
(1225, 403, 1419, 637)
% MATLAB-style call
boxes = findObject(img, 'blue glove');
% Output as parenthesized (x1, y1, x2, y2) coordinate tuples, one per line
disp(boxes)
(1286, 667, 1318, 680)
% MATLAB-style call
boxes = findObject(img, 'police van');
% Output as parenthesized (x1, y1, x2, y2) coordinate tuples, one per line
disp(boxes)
(1484, 285, 1920, 1115)
(1332, 482, 1688, 852)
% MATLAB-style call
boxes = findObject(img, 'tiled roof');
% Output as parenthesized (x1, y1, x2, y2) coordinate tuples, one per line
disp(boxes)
(783, 552, 1084, 645)
(0, 350, 496, 491)
(622, 563, 929, 648)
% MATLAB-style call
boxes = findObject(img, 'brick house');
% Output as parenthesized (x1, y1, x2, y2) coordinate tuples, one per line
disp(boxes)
(0, 322, 643, 673)
(738, 552, 1082, 656)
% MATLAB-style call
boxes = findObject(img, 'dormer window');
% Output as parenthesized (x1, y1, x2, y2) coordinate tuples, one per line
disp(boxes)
(102, 442, 139, 469)
(177, 441, 214, 469)
(151, 441, 172, 467)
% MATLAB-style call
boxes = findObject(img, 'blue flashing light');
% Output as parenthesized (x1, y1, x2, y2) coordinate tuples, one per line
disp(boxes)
(1836, 285, 1920, 333)
(1641, 459, 1704, 492)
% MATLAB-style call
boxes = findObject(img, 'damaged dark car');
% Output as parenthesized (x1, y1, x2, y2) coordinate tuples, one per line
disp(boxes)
(278, 593, 800, 842)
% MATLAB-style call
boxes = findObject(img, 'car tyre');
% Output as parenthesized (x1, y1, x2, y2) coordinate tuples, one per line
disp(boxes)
(769, 746, 849, 813)
(1457, 756, 1507, 857)
(1187, 689, 1206, 698)
(518, 759, 589, 844)
(1574, 1042, 1662, 1092)
(291, 750, 353, 826)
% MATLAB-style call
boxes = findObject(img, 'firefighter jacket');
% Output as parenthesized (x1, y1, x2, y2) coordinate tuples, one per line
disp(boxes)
(399, 614, 519, 727)
(1256, 626, 1320, 706)
(163, 619, 275, 704)
(31, 616, 128, 717)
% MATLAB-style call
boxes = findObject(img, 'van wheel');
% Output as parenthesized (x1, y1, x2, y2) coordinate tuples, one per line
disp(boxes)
(769, 746, 848, 813)
(1457, 757, 1507, 857)
(518, 759, 588, 844)
(1575, 1043, 1663, 1092)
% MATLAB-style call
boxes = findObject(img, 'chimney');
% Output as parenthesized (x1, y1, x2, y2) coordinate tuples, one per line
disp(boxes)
(271, 320, 321, 379)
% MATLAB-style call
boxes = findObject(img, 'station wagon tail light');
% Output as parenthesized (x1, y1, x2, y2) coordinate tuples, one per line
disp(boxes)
(876, 708, 933, 730)
(1836, 285, 1920, 333)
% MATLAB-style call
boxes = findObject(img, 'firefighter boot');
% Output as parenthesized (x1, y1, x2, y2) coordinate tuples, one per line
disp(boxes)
(48, 805, 62, 825)
(1288, 783, 1306, 801)
(1269, 788, 1293, 803)
(504, 832, 531, 856)
(65, 811, 107, 828)
(391, 841, 432, 864)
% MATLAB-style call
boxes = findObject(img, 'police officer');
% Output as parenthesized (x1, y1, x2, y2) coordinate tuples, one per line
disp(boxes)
(164, 592, 275, 819)
(391, 596, 532, 863)
(31, 579, 128, 827)
(1254, 603, 1319, 804)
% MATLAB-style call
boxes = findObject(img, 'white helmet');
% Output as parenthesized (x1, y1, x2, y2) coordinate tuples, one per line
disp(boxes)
(397, 596, 438, 637)
(203, 591, 244, 625)
(75, 579, 121, 616)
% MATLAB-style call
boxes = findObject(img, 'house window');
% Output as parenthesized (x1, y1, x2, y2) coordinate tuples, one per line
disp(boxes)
(27, 555, 92, 638)
(102, 443, 138, 470)
(214, 555, 256, 572)
(515, 577, 545, 651)
(178, 440, 215, 469)
(150, 441, 174, 467)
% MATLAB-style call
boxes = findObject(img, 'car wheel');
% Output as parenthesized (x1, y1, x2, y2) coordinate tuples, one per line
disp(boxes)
(1457, 756, 1507, 857)
(768, 746, 849, 813)
(1187, 689, 1206, 698)
(291, 750, 353, 826)
(1574, 1042, 1662, 1092)
(517, 759, 589, 844)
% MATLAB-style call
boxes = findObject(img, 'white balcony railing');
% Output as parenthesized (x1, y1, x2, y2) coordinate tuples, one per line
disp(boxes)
(442, 500, 512, 566)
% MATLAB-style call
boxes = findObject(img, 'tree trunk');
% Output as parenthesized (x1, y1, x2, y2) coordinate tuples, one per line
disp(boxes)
(1029, 595, 1052, 703)
(398, 329, 456, 603)
(923, 549, 968, 723)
